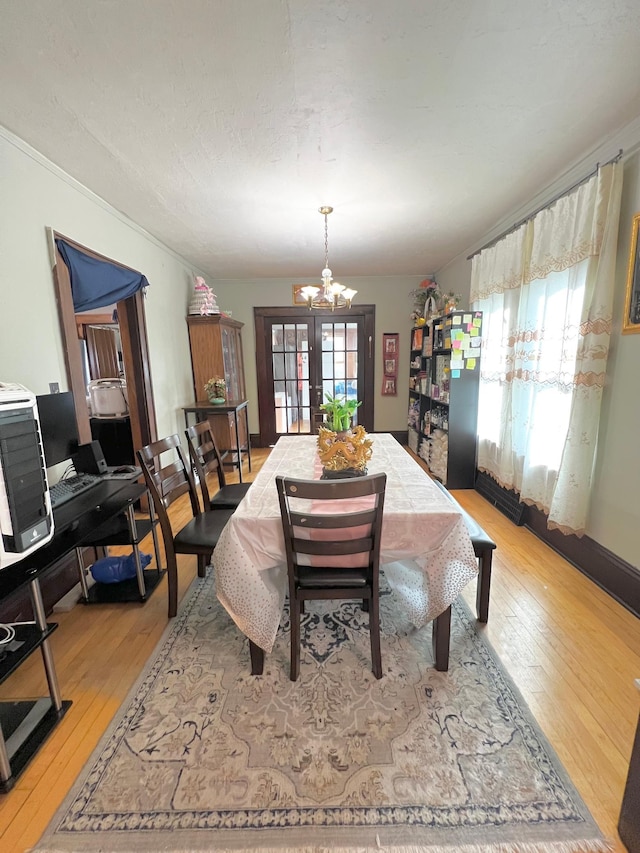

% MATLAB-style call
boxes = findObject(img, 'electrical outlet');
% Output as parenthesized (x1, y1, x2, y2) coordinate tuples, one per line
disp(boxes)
(49, 382, 60, 394)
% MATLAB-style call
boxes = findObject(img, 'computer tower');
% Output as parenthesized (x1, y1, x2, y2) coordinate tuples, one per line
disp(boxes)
(0, 383, 54, 568)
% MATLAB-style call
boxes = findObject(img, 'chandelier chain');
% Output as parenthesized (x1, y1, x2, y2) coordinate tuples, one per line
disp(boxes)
(324, 213, 329, 270)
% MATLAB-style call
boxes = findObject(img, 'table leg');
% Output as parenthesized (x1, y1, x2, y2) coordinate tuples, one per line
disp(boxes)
(249, 640, 264, 675)
(432, 605, 451, 672)
(244, 404, 252, 473)
(233, 409, 243, 483)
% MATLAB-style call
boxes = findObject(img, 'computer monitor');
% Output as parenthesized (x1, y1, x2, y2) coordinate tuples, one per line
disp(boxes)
(35, 391, 79, 468)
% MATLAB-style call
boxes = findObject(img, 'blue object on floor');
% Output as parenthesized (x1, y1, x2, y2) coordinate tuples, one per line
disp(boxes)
(90, 552, 152, 584)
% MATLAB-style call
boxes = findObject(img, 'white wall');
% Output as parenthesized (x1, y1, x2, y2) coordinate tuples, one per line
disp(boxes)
(588, 152, 640, 566)
(211, 276, 423, 434)
(0, 130, 202, 442)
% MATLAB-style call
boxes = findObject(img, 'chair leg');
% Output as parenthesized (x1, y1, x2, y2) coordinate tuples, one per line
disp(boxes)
(432, 605, 451, 672)
(249, 640, 264, 675)
(362, 599, 369, 612)
(197, 552, 210, 578)
(476, 549, 492, 623)
(369, 596, 382, 679)
(290, 597, 301, 681)
(167, 554, 178, 618)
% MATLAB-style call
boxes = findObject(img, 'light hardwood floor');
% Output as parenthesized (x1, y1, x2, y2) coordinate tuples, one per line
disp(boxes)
(0, 445, 637, 852)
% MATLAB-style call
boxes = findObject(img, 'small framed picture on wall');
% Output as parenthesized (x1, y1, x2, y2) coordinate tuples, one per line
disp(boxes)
(623, 212, 640, 334)
(382, 332, 399, 395)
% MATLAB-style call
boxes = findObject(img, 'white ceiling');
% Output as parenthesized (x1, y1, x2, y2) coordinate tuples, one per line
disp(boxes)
(3, 0, 640, 280)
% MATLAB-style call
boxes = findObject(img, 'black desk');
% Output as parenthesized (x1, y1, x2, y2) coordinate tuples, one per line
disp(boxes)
(0, 479, 158, 791)
(182, 399, 252, 483)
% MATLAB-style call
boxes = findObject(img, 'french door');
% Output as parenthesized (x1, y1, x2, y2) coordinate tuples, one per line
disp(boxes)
(254, 306, 375, 446)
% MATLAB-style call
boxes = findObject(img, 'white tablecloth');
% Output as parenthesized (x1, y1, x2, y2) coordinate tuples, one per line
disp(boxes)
(213, 434, 478, 652)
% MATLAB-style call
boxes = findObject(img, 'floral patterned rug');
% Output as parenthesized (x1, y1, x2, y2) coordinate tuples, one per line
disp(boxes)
(34, 573, 610, 852)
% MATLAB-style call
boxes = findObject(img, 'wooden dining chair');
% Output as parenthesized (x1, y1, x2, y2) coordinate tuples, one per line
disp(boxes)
(275, 472, 387, 681)
(185, 420, 251, 510)
(137, 434, 234, 617)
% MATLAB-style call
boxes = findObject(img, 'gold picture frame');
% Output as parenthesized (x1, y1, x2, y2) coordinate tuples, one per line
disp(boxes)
(292, 285, 309, 306)
(623, 212, 640, 334)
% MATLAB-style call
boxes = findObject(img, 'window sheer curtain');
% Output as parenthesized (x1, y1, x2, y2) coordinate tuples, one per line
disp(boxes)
(471, 162, 622, 534)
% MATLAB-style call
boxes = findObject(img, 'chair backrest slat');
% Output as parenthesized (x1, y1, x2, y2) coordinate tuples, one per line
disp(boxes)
(185, 420, 226, 509)
(291, 537, 374, 557)
(289, 508, 378, 530)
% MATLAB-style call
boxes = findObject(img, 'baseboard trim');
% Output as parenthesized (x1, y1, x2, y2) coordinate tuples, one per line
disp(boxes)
(472, 471, 639, 617)
(522, 504, 640, 618)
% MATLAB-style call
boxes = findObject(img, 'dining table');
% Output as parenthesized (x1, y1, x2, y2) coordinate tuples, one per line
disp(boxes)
(213, 433, 479, 674)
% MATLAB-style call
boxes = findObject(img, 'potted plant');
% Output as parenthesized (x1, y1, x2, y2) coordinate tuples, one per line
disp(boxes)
(204, 376, 226, 403)
(317, 393, 372, 477)
(319, 392, 361, 434)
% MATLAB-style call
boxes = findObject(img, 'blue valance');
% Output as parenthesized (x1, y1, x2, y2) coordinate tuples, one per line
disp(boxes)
(56, 239, 149, 312)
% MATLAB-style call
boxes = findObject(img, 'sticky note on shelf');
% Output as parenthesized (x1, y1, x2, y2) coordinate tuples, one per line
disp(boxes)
(467, 358, 476, 369)
(451, 369, 461, 378)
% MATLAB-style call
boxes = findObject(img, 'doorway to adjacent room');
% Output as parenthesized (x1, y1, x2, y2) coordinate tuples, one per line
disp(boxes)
(254, 305, 375, 446)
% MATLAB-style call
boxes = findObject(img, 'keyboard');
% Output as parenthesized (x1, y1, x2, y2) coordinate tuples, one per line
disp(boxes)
(49, 473, 101, 509)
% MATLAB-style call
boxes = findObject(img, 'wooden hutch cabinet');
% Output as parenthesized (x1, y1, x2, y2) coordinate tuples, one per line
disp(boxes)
(186, 314, 247, 453)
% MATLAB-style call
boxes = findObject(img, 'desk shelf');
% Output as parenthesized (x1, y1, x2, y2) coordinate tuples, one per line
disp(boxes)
(0, 616, 70, 792)
(77, 504, 164, 605)
(84, 568, 166, 604)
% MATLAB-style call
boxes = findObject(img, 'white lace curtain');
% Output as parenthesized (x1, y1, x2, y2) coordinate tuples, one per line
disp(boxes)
(471, 162, 623, 534)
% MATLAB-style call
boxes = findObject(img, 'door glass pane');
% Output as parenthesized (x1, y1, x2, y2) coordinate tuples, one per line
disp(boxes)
(272, 324, 284, 352)
(272, 353, 284, 381)
(284, 324, 297, 352)
(346, 323, 358, 350)
(346, 351, 358, 378)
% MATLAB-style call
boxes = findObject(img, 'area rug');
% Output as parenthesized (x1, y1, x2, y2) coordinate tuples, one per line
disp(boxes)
(33, 573, 611, 853)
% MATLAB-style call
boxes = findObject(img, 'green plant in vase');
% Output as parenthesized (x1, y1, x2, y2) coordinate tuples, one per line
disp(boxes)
(319, 392, 361, 433)
(204, 376, 226, 403)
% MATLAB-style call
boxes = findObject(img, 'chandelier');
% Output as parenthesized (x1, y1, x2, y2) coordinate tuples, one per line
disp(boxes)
(299, 206, 357, 310)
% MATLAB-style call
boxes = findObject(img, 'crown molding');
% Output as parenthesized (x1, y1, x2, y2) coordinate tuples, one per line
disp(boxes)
(0, 123, 205, 274)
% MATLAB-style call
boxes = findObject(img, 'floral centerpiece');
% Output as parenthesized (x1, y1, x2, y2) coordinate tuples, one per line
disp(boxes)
(317, 393, 372, 477)
(204, 376, 226, 403)
(410, 278, 441, 325)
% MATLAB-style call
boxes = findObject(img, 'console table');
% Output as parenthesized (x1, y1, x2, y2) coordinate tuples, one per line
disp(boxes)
(182, 399, 252, 482)
(0, 478, 157, 791)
